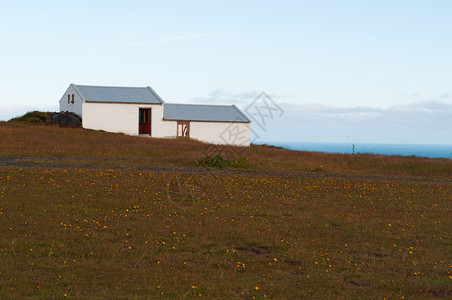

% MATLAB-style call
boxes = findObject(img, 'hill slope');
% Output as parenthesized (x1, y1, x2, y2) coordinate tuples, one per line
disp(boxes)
(0, 123, 451, 298)
(0, 122, 451, 180)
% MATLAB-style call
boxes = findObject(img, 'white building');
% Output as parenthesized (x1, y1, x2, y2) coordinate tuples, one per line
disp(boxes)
(59, 84, 251, 146)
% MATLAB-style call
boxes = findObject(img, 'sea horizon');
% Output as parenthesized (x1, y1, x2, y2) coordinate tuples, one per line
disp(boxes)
(254, 141, 452, 159)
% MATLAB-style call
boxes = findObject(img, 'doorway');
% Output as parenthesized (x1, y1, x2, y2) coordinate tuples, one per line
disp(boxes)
(139, 108, 152, 135)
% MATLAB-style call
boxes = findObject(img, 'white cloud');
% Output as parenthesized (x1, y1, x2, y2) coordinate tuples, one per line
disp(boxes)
(253, 101, 452, 144)
(412, 100, 451, 110)
(284, 103, 383, 115)
(283, 101, 452, 116)
(189, 89, 288, 106)
(162, 32, 232, 43)
(190, 89, 260, 105)
(17, 62, 43, 67)
(188, 89, 452, 144)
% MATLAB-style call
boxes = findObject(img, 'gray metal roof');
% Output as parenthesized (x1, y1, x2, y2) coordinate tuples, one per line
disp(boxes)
(164, 104, 251, 123)
(72, 84, 163, 104)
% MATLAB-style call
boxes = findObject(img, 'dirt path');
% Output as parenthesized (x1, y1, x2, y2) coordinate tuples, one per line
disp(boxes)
(1, 156, 451, 184)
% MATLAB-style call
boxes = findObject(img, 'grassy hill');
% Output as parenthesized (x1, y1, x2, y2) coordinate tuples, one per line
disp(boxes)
(1, 122, 451, 179)
(7, 111, 56, 125)
(0, 122, 451, 298)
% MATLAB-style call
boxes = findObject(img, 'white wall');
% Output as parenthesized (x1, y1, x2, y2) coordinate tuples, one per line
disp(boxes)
(59, 85, 83, 117)
(152, 112, 177, 138)
(82, 102, 165, 136)
(80, 102, 250, 146)
(190, 122, 250, 146)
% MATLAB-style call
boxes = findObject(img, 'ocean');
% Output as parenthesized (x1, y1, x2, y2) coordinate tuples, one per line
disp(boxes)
(255, 142, 452, 159)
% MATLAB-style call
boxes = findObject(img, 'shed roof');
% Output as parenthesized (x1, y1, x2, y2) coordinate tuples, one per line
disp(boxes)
(72, 84, 164, 104)
(163, 104, 251, 123)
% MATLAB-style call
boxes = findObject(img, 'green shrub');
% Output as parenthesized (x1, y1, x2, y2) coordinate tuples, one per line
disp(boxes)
(9, 111, 56, 125)
(196, 154, 249, 168)
(232, 156, 249, 168)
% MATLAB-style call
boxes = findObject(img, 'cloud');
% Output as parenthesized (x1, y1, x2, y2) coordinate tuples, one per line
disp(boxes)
(189, 89, 289, 106)
(17, 62, 43, 67)
(252, 100, 452, 144)
(188, 89, 452, 143)
(284, 103, 384, 115)
(162, 32, 232, 43)
(189, 89, 260, 105)
(283, 101, 452, 116)
(116, 32, 232, 46)
(414, 100, 452, 110)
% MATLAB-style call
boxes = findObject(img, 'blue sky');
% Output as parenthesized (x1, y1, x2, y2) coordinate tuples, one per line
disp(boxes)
(1, 0, 451, 144)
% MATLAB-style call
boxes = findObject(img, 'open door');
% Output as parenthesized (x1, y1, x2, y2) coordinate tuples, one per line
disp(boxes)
(177, 122, 190, 137)
(139, 108, 152, 135)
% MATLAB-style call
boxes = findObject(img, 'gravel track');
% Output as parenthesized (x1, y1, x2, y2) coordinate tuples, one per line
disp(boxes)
(1, 156, 451, 184)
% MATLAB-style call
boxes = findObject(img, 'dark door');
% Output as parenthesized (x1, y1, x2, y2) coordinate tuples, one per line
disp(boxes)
(139, 108, 152, 135)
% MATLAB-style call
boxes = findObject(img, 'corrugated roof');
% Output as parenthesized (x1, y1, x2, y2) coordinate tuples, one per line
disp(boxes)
(73, 84, 163, 104)
(164, 104, 251, 123)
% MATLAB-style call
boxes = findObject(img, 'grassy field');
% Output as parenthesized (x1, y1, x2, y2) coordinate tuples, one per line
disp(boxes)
(1, 122, 452, 179)
(0, 122, 451, 298)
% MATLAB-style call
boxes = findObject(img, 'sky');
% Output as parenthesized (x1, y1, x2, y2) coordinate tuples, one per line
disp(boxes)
(1, 0, 451, 144)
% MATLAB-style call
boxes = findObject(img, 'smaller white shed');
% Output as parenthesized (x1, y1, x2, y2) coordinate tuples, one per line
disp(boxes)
(59, 84, 251, 146)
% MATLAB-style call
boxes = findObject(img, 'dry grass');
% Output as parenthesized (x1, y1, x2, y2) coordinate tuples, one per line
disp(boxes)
(1, 122, 451, 179)
(0, 168, 451, 298)
(0, 123, 451, 298)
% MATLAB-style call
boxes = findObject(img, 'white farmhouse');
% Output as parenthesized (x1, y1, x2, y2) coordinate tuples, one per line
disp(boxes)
(59, 84, 251, 146)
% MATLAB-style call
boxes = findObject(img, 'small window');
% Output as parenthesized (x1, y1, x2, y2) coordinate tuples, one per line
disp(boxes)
(139, 109, 150, 123)
(71, 94, 75, 104)
(177, 122, 190, 137)
(68, 94, 70, 104)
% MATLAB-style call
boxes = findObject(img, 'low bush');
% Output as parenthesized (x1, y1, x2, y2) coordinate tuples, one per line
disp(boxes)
(8, 111, 56, 125)
(195, 154, 249, 168)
